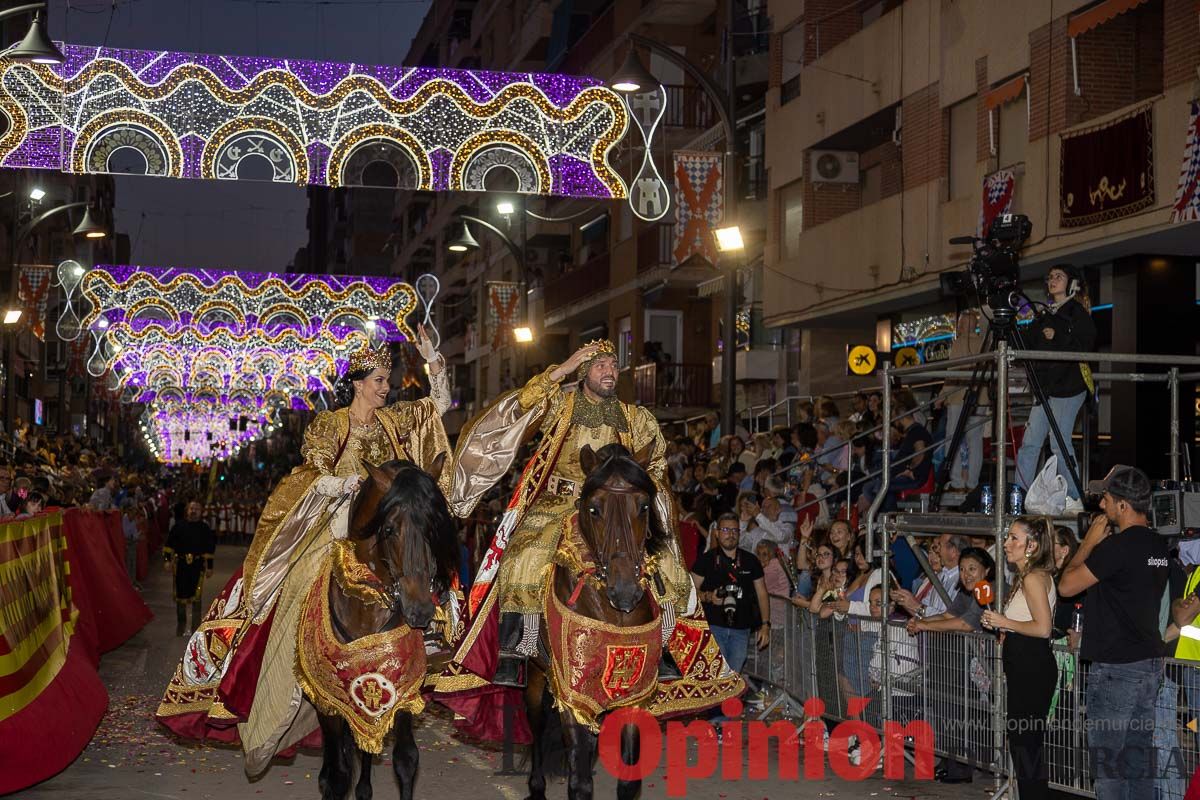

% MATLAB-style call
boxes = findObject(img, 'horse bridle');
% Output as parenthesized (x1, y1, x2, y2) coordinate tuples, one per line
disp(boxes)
(583, 482, 650, 588)
(373, 523, 436, 614)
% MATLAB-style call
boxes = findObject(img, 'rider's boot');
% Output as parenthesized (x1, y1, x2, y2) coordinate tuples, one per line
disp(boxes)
(494, 612, 529, 689)
(657, 650, 682, 681)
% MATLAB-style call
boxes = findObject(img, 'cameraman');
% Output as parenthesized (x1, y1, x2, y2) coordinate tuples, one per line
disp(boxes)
(1016, 264, 1096, 500)
(691, 512, 771, 672)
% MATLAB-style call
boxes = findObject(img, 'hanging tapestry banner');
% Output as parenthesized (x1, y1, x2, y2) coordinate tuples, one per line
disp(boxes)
(978, 169, 1015, 236)
(1170, 100, 1200, 224)
(1060, 106, 1154, 227)
(0, 46, 629, 199)
(486, 282, 521, 349)
(672, 151, 723, 267)
(17, 265, 53, 340)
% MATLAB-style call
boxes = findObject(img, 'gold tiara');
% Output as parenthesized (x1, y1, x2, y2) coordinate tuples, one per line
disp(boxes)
(576, 339, 617, 377)
(347, 345, 392, 374)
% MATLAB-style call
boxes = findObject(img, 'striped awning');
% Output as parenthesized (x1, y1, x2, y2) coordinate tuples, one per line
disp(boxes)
(1067, 0, 1150, 38)
(983, 74, 1027, 111)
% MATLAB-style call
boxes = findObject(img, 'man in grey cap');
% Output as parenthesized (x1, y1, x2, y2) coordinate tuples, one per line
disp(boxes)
(1059, 465, 1169, 800)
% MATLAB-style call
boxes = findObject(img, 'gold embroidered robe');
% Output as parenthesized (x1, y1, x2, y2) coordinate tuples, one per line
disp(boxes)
(450, 366, 693, 615)
(156, 397, 450, 778)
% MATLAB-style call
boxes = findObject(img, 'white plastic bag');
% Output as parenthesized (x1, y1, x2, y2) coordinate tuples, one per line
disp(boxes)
(1024, 456, 1069, 515)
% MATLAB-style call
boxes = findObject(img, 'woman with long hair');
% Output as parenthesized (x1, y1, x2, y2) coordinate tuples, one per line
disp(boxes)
(981, 517, 1058, 800)
(1016, 264, 1097, 500)
(157, 327, 452, 776)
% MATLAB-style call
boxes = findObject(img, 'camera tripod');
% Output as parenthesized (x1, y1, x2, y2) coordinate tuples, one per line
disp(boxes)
(929, 308, 1083, 510)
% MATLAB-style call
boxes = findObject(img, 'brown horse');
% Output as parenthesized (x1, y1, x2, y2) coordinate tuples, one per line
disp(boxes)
(310, 456, 459, 800)
(524, 443, 670, 800)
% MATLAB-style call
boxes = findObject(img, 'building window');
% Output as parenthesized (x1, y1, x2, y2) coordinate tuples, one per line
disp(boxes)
(578, 213, 609, 264)
(948, 97, 977, 200)
(860, 163, 882, 206)
(997, 91, 1026, 169)
(780, 178, 803, 259)
(779, 24, 803, 105)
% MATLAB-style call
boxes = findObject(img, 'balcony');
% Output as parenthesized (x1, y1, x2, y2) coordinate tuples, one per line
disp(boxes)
(663, 85, 717, 130)
(636, 223, 672, 273)
(544, 251, 610, 312)
(634, 362, 713, 408)
(509, 0, 552, 67)
(559, 5, 613, 76)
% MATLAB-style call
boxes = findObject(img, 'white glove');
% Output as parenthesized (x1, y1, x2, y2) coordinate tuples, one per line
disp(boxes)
(416, 324, 439, 363)
(314, 475, 361, 497)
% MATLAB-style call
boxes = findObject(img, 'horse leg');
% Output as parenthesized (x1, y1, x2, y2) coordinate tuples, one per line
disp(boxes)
(563, 713, 598, 800)
(318, 712, 355, 800)
(524, 666, 550, 800)
(392, 711, 419, 800)
(615, 720, 642, 800)
(354, 748, 373, 800)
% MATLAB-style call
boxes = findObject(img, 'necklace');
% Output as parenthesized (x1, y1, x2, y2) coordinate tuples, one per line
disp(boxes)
(349, 407, 377, 427)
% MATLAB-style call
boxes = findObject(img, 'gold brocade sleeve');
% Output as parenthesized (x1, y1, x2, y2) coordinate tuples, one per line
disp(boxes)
(517, 364, 562, 412)
(629, 405, 669, 485)
(381, 397, 453, 497)
(299, 410, 339, 475)
(447, 369, 566, 518)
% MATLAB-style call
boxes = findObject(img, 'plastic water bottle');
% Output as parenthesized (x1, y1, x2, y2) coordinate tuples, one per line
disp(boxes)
(1071, 603, 1084, 632)
(980, 484, 994, 515)
(1008, 485, 1025, 516)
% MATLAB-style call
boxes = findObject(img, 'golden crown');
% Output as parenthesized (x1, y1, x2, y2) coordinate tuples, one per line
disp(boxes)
(576, 339, 618, 377)
(347, 345, 393, 374)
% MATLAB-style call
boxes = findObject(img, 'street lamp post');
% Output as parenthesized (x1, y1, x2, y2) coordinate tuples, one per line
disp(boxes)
(612, 23, 742, 437)
(2, 195, 107, 428)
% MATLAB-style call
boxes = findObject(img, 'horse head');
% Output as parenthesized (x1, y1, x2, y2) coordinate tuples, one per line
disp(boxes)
(350, 453, 456, 629)
(576, 443, 667, 613)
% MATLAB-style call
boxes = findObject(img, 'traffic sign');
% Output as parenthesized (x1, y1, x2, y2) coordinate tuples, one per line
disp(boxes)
(847, 345, 877, 376)
(895, 347, 920, 368)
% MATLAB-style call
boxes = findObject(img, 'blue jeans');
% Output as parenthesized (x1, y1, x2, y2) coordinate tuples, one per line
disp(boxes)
(710, 625, 750, 674)
(1017, 392, 1086, 498)
(1085, 658, 1163, 800)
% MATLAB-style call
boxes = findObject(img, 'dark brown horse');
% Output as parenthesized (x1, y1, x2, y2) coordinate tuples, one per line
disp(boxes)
(524, 443, 670, 800)
(313, 456, 459, 800)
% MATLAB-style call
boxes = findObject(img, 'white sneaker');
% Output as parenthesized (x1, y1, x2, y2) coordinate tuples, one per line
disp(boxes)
(848, 735, 861, 766)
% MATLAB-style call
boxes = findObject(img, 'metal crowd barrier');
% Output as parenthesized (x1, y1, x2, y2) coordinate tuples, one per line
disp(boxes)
(738, 603, 1199, 798)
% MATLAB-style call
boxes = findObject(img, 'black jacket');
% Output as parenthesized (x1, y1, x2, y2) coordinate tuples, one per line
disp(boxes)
(1030, 298, 1096, 398)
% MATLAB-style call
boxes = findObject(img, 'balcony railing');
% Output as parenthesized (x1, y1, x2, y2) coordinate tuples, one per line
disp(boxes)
(636, 223, 672, 272)
(544, 251, 610, 311)
(560, 5, 613, 76)
(663, 85, 717, 129)
(633, 362, 713, 408)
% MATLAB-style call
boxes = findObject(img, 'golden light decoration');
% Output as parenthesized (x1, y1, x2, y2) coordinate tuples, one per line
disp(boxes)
(0, 46, 630, 198)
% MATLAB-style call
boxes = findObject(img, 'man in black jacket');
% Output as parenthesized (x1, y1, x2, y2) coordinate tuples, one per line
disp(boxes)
(164, 500, 216, 636)
(1016, 263, 1097, 500)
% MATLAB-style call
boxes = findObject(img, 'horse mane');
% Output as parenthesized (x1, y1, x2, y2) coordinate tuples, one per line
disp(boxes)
(579, 443, 669, 557)
(357, 459, 460, 594)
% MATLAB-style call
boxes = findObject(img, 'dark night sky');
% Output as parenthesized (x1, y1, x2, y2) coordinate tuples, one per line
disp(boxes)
(46, 0, 430, 270)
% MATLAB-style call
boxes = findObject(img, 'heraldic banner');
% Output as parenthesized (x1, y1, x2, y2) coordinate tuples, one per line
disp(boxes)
(0, 509, 153, 793)
(17, 265, 53, 341)
(1170, 100, 1200, 224)
(978, 169, 1015, 236)
(1060, 106, 1154, 227)
(486, 281, 521, 349)
(673, 151, 723, 267)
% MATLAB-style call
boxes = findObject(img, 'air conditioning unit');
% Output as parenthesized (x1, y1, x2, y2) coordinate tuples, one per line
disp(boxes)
(809, 150, 860, 184)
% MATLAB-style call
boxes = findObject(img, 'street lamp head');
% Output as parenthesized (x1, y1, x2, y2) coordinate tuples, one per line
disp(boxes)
(496, 200, 515, 216)
(447, 220, 480, 253)
(610, 47, 658, 94)
(713, 225, 745, 252)
(8, 13, 65, 65)
(2, 308, 22, 325)
(73, 206, 107, 239)
(513, 326, 534, 343)
(28, 187, 45, 202)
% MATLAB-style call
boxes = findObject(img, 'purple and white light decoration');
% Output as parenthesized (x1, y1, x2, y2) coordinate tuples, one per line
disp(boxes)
(76, 264, 417, 399)
(0, 46, 629, 199)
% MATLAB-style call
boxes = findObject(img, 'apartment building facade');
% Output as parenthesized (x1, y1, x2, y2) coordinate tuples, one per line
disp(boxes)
(382, 0, 773, 435)
(764, 0, 1200, 471)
